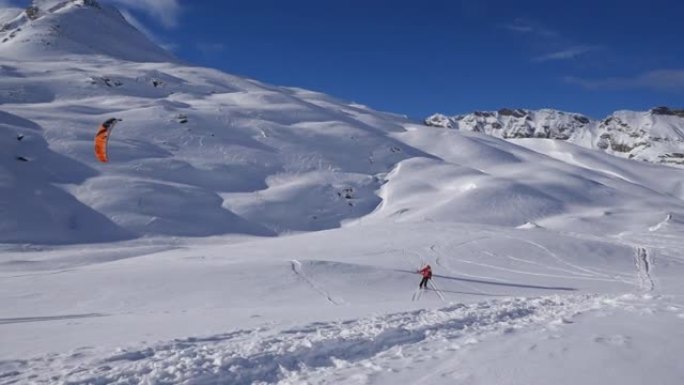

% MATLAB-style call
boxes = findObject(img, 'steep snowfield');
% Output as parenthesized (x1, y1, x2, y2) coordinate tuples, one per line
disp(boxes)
(1, 0, 173, 62)
(2, 2, 684, 384)
(0, 1, 413, 243)
(426, 107, 684, 166)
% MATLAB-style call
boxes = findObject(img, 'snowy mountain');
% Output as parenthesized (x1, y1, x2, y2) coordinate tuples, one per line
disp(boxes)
(0, 0, 421, 244)
(426, 107, 684, 166)
(0, 0, 173, 62)
(2, 2, 684, 385)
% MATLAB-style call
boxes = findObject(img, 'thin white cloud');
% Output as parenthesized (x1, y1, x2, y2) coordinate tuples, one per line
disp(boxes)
(503, 24, 534, 33)
(534, 46, 599, 62)
(502, 18, 602, 65)
(501, 18, 558, 38)
(106, 0, 181, 29)
(565, 69, 684, 91)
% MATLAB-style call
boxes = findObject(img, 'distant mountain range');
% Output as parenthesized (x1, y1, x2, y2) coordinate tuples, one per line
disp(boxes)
(425, 107, 684, 166)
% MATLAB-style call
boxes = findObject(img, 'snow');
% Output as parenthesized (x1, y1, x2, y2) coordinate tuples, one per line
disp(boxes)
(0, 7, 22, 24)
(1, 0, 173, 62)
(1, 1, 684, 384)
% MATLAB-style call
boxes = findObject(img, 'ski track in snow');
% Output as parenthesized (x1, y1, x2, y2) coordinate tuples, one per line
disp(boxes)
(435, 256, 491, 295)
(0, 294, 613, 385)
(454, 257, 619, 284)
(435, 236, 632, 288)
(291, 259, 345, 306)
(504, 237, 614, 279)
(0, 313, 106, 325)
(432, 238, 502, 295)
(634, 247, 655, 292)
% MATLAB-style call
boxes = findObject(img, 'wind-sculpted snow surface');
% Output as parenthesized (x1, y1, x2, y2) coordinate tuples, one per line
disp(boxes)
(362, 125, 684, 231)
(0, 111, 132, 243)
(0, 295, 608, 385)
(0, 1, 414, 241)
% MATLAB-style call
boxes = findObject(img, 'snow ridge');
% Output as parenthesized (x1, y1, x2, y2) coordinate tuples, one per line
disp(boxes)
(0, 0, 174, 62)
(1, 295, 603, 385)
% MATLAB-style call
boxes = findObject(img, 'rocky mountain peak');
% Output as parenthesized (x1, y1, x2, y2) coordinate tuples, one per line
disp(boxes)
(651, 106, 684, 117)
(425, 107, 684, 167)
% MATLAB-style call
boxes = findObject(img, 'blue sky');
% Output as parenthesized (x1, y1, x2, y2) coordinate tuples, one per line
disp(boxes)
(8, 0, 684, 119)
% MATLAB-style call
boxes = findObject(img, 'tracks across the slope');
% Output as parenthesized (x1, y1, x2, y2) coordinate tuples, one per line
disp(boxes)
(634, 247, 655, 292)
(291, 259, 345, 305)
(1, 294, 612, 385)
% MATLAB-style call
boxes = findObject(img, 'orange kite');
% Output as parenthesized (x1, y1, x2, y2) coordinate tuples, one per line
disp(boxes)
(94, 118, 120, 163)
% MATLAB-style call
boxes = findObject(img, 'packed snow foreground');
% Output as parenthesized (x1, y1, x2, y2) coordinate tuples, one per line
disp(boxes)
(1, 2, 684, 384)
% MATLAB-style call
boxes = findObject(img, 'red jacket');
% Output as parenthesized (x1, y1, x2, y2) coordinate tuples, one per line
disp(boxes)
(419, 266, 432, 279)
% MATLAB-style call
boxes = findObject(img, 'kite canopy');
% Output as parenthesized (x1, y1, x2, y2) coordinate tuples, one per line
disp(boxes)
(94, 118, 119, 163)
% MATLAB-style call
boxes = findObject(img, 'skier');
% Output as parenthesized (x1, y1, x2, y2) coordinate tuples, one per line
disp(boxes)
(417, 264, 432, 289)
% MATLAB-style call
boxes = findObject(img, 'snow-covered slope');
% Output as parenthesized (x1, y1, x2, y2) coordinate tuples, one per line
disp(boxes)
(0, 0, 173, 62)
(3, 9, 684, 244)
(0, 0, 420, 243)
(4, 1, 682, 245)
(2, 2, 684, 385)
(426, 107, 684, 166)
